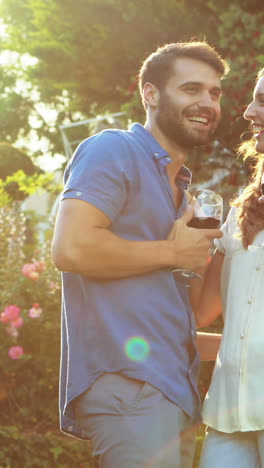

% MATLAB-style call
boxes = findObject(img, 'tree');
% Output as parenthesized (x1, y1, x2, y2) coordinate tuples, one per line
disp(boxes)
(207, 1, 264, 149)
(0, 0, 263, 159)
(0, 0, 219, 158)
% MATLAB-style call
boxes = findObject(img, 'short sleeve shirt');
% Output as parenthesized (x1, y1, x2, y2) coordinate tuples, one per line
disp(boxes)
(59, 123, 200, 438)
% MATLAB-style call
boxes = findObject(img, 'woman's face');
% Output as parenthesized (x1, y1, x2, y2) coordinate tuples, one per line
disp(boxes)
(244, 75, 264, 154)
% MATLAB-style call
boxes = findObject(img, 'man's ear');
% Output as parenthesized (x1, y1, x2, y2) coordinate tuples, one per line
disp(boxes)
(142, 82, 159, 108)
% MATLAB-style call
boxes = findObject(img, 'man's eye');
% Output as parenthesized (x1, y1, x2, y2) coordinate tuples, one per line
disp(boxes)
(185, 87, 197, 93)
(211, 91, 221, 99)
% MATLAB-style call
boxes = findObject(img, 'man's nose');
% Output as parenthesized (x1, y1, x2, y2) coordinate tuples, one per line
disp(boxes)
(199, 92, 216, 108)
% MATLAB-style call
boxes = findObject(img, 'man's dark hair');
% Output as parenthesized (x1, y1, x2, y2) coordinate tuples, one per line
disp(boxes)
(138, 41, 229, 97)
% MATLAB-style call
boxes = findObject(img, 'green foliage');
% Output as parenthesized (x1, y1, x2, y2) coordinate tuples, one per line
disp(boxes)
(0, 0, 263, 158)
(0, 0, 220, 153)
(0, 143, 61, 204)
(0, 0, 263, 165)
(0, 169, 56, 205)
(206, 1, 264, 149)
(0, 204, 61, 426)
(0, 143, 38, 202)
(0, 143, 37, 179)
(0, 204, 94, 466)
(0, 91, 32, 143)
(0, 425, 93, 468)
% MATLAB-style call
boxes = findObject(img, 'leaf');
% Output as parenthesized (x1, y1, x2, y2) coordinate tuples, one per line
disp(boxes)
(50, 445, 64, 460)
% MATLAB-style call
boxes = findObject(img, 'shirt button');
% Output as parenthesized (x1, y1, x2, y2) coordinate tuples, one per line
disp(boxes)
(75, 191, 82, 196)
(240, 333, 245, 339)
(256, 265, 260, 271)
(154, 152, 159, 157)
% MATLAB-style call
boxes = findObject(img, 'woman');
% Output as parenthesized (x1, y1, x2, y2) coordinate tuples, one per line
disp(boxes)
(196, 68, 264, 467)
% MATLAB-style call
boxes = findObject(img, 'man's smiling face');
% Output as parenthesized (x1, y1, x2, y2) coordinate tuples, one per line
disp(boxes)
(155, 57, 222, 149)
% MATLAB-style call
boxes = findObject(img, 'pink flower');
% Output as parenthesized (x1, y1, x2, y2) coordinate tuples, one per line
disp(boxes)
(22, 263, 37, 277)
(8, 345, 24, 360)
(22, 261, 45, 280)
(10, 316, 23, 328)
(28, 303, 42, 318)
(1, 313, 10, 323)
(0, 305, 21, 323)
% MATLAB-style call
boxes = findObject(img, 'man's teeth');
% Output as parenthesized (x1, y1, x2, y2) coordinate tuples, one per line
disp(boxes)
(188, 116, 209, 124)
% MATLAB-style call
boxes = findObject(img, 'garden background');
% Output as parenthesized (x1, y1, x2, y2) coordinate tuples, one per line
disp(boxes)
(0, 0, 263, 466)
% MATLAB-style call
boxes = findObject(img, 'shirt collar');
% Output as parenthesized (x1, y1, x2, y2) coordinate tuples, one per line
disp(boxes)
(129, 122, 169, 159)
(176, 165, 192, 189)
(130, 123, 192, 189)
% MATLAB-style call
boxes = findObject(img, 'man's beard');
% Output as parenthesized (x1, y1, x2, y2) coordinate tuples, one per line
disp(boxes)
(155, 91, 216, 149)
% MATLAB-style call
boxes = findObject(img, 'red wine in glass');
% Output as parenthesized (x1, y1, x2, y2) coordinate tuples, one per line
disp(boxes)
(187, 216, 221, 229)
(172, 189, 223, 287)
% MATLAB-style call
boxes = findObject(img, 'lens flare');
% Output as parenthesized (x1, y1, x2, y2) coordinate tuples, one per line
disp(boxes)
(124, 336, 150, 362)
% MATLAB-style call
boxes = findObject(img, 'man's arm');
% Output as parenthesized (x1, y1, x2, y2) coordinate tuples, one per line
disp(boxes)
(51, 198, 222, 280)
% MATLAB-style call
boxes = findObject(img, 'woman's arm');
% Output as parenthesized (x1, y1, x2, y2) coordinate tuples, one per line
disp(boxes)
(191, 249, 224, 360)
(190, 249, 224, 328)
(196, 331, 222, 361)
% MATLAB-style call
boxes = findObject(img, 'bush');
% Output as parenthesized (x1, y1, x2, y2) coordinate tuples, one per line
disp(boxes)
(0, 426, 94, 468)
(0, 202, 92, 466)
(0, 202, 63, 428)
(0, 143, 42, 201)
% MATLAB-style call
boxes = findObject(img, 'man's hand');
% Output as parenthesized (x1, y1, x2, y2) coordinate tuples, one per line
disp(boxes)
(167, 202, 223, 273)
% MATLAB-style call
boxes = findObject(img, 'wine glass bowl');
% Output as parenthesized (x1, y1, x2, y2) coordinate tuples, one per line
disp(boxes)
(187, 189, 223, 229)
(172, 189, 223, 287)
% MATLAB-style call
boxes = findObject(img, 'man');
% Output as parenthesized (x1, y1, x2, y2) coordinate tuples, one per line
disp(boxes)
(52, 41, 229, 467)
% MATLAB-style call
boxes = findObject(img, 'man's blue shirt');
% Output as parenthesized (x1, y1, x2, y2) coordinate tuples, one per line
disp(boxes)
(60, 123, 200, 438)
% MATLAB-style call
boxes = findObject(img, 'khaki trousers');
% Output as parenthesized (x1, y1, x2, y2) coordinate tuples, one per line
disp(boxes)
(74, 373, 197, 468)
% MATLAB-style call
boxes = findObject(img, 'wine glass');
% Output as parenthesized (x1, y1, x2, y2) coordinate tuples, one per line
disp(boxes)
(172, 189, 223, 287)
